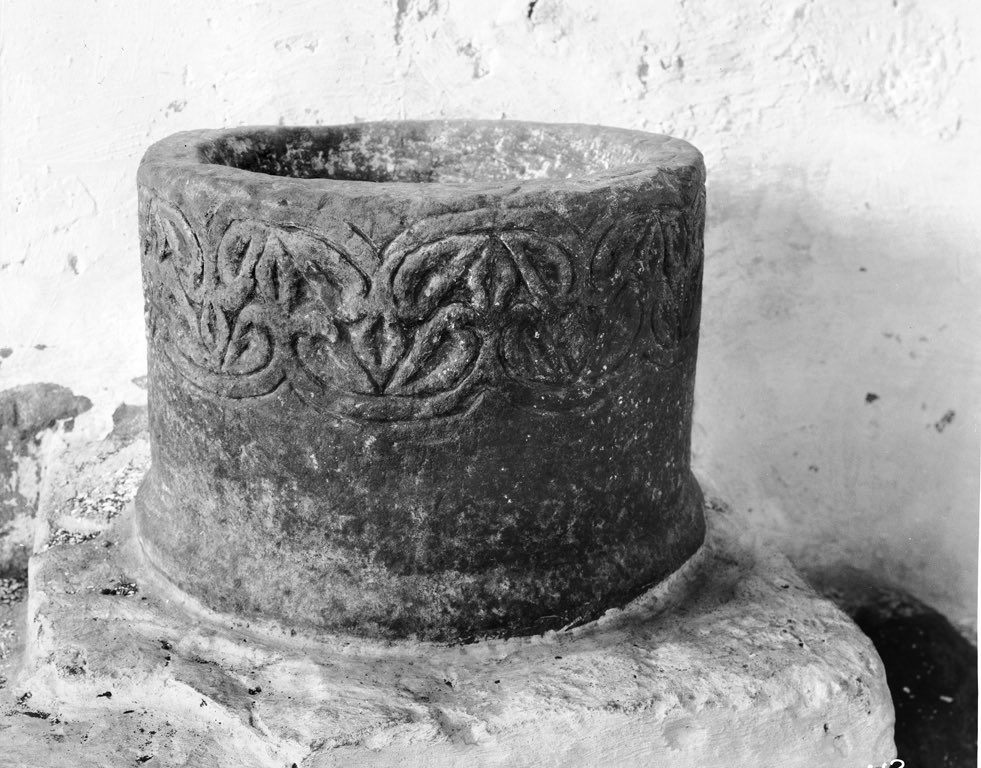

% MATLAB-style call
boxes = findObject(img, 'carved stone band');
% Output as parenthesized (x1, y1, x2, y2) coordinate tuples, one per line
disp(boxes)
(136, 121, 706, 641)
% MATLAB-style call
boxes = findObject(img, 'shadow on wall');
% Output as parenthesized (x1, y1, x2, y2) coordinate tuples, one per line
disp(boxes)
(693, 173, 979, 634)
(808, 565, 977, 767)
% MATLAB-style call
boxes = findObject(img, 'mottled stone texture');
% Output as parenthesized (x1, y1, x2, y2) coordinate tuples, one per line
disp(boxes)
(11, 492, 896, 768)
(0, 384, 91, 575)
(136, 121, 706, 641)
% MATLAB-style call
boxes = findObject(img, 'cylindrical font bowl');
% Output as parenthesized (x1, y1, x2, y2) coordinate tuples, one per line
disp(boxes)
(136, 120, 706, 641)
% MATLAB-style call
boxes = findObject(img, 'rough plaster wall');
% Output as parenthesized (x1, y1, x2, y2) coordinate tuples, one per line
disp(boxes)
(0, 0, 977, 631)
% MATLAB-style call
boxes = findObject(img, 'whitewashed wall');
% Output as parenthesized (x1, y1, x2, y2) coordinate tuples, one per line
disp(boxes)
(1, 0, 977, 632)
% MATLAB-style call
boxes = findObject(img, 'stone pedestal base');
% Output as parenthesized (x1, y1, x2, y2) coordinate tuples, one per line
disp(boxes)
(4, 448, 895, 768)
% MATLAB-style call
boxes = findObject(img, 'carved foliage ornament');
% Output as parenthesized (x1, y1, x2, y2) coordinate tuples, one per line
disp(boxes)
(141, 194, 703, 421)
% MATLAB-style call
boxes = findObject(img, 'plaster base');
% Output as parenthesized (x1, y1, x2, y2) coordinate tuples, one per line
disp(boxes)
(5, 435, 895, 766)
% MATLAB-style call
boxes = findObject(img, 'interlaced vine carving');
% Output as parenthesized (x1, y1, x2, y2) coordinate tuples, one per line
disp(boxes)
(141, 193, 702, 421)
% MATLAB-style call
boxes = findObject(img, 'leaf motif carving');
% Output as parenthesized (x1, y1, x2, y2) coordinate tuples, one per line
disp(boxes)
(142, 193, 703, 420)
(587, 282, 644, 378)
(500, 304, 589, 386)
(650, 206, 702, 355)
(499, 233, 573, 307)
(222, 304, 275, 376)
(466, 238, 517, 314)
(211, 222, 263, 311)
(288, 226, 380, 389)
(392, 235, 488, 322)
(198, 300, 230, 365)
(159, 214, 206, 301)
(590, 214, 653, 286)
(281, 226, 369, 320)
(346, 314, 406, 393)
(295, 332, 375, 395)
(387, 304, 480, 396)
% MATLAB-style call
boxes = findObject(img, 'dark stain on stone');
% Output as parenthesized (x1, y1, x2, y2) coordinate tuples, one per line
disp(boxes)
(47, 528, 100, 548)
(527, 0, 538, 19)
(934, 410, 955, 432)
(100, 581, 139, 596)
(865, 392, 879, 404)
(96, 690, 112, 698)
(0, 348, 11, 359)
(33, 344, 47, 351)
(808, 567, 977, 767)
(394, 0, 410, 43)
(110, 403, 149, 444)
(0, 574, 26, 603)
(636, 50, 649, 87)
(18, 709, 50, 719)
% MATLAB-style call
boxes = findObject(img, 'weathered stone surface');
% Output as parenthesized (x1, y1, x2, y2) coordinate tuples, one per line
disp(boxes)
(137, 121, 707, 640)
(6, 474, 896, 768)
(0, 395, 148, 713)
(0, 384, 91, 576)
